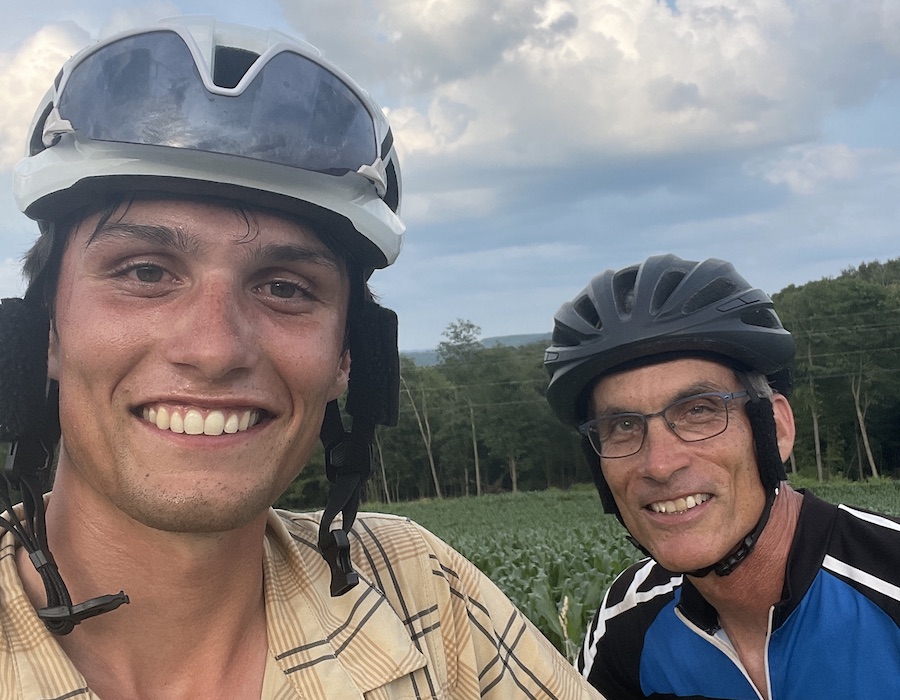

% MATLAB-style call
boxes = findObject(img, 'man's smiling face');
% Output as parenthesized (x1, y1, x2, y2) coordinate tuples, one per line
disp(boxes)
(591, 358, 791, 573)
(48, 196, 351, 533)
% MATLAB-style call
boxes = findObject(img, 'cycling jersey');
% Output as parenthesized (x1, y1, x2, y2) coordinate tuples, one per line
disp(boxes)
(577, 490, 900, 699)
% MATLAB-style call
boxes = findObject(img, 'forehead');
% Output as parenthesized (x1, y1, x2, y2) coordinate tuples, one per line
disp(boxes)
(592, 357, 738, 410)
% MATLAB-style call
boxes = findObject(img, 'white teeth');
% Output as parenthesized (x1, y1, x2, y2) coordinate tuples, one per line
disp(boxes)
(650, 493, 710, 514)
(224, 413, 240, 434)
(204, 411, 225, 436)
(141, 406, 261, 436)
(156, 406, 170, 430)
(184, 409, 204, 435)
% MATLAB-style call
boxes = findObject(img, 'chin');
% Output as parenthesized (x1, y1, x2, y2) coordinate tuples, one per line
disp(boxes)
(119, 488, 273, 534)
(649, 541, 723, 573)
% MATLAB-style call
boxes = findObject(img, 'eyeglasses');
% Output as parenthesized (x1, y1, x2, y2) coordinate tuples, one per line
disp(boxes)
(579, 391, 749, 459)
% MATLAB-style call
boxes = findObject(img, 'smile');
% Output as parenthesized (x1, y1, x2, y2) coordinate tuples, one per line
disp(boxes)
(140, 405, 263, 436)
(648, 493, 711, 514)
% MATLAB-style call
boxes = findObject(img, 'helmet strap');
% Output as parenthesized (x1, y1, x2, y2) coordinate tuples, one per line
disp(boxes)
(317, 298, 399, 596)
(0, 296, 128, 634)
(582, 437, 620, 516)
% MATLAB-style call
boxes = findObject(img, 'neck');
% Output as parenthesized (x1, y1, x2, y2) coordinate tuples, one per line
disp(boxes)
(15, 465, 271, 698)
(689, 483, 803, 626)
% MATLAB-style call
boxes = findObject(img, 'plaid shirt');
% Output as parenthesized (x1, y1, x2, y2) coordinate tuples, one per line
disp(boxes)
(0, 508, 603, 699)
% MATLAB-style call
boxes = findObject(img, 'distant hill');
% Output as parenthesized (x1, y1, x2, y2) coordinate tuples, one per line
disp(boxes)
(401, 332, 551, 366)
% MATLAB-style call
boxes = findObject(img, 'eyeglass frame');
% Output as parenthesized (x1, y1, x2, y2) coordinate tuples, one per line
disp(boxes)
(578, 390, 750, 459)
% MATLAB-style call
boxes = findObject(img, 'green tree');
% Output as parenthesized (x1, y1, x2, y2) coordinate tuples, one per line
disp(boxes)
(436, 319, 488, 496)
(775, 261, 900, 479)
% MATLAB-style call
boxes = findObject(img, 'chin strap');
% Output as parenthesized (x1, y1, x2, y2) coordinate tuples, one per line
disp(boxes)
(0, 296, 129, 635)
(0, 446, 129, 635)
(677, 485, 778, 578)
(317, 300, 399, 596)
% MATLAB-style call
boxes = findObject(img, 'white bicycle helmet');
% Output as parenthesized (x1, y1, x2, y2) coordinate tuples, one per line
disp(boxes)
(14, 15, 404, 270)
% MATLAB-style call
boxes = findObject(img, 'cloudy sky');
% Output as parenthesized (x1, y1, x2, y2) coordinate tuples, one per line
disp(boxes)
(2, 1, 898, 350)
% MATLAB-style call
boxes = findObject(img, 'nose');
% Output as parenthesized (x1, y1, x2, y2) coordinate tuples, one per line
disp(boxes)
(164, 274, 258, 381)
(634, 415, 689, 482)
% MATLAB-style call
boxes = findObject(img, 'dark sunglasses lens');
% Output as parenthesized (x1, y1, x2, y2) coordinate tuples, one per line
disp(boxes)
(58, 31, 377, 174)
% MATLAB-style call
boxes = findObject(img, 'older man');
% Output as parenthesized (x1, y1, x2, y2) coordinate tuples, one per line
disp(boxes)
(544, 254, 900, 699)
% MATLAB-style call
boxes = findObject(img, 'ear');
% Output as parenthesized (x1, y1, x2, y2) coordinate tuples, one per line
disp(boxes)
(771, 392, 796, 463)
(328, 349, 351, 402)
(47, 324, 60, 381)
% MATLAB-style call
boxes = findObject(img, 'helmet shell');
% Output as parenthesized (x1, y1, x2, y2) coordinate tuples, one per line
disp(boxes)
(13, 16, 404, 270)
(545, 254, 795, 425)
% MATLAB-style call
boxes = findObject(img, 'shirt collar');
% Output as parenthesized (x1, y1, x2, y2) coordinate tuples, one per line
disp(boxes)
(263, 510, 427, 696)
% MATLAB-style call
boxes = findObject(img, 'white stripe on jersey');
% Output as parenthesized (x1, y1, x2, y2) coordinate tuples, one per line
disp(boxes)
(823, 554, 900, 602)
(579, 559, 682, 676)
(838, 504, 900, 533)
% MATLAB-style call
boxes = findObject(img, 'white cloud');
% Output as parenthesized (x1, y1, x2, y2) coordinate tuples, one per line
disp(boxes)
(0, 24, 88, 170)
(95, 2, 183, 38)
(757, 143, 861, 195)
(281, 0, 900, 226)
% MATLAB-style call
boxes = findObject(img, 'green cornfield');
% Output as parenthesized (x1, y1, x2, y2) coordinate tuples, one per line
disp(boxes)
(366, 478, 900, 661)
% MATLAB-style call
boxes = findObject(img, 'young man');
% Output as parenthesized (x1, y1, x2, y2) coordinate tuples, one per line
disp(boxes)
(544, 254, 900, 699)
(0, 17, 602, 699)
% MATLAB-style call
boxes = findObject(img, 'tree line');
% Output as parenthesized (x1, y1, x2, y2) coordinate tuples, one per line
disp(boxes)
(773, 257, 900, 482)
(278, 258, 900, 509)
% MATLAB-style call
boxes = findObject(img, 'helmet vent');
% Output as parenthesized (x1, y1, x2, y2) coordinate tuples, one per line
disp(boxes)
(384, 160, 400, 213)
(551, 321, 584, 347)
(683, 276, 738, 314)
(651, 269, 686, 313)
(213, 46, 260, 89)
(573, 295, 601, 329)
(612, 268, 638, 315)
(741, 307, 782, 329)
(29, 102, 55, 156)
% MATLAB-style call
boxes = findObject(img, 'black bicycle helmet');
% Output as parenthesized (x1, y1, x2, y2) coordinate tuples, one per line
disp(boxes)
(544, 254, 795, 577)
(545, 254, 794, 426)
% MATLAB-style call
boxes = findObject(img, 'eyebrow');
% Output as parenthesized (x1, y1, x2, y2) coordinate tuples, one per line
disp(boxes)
(247, 242, 342, 272)
(85, 223, 198, 253)
(596, 381, 730, 416)
(84, 224, 343, 273)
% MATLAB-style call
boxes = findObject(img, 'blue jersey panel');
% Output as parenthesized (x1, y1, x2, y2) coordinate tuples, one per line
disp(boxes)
(769, 570, 900, 698)
(639, 592, 758, 700)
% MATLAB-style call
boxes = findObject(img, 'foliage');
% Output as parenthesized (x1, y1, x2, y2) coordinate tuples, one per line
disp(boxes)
(365, 482, 900, 660)
(774, 257, 900, 480)
(362, 331, 588, 502)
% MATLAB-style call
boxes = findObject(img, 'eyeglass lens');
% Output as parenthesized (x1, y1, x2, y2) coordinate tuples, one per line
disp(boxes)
(591, 393, 733, 458)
